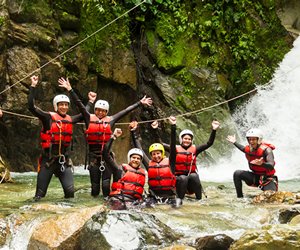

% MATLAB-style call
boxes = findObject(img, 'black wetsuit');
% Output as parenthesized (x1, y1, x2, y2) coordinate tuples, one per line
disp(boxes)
(131, 124, 176, 204)
(232, 142, 277, 198)
(72, 94, 144, 198)
(28, 87, 87, 199)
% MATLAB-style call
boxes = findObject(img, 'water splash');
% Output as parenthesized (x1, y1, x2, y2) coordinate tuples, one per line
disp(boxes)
(203, 36, 300, 182)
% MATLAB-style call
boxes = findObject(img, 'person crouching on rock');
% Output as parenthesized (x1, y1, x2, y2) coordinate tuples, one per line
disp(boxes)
(103, 128, 145, 209)
(226, 128, 278, 198)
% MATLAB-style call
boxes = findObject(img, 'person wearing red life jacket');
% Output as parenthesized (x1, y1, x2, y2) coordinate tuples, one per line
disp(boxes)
(58, 78, 152, 199)
(150, 120, 220, 206)
(102, 128, 145, 209)
(28, 75, 94, 201)
(130, 117, 177, 206)
(226, 128, 278, 198)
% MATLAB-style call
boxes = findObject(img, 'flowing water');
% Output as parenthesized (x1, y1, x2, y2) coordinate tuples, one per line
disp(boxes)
(1, 37, 300, 249)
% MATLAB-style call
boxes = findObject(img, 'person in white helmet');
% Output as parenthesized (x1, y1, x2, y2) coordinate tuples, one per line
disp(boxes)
(102, 128, 146, 209)
(28, 75, 95, 201)
(227, 128, 277, 198)
(58, 77, 152, 199)
(151, 120, 220, 205)
(130, 117, 177, 207)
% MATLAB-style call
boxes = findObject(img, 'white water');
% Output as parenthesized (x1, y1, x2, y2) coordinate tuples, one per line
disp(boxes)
(202, 36, 300, 182)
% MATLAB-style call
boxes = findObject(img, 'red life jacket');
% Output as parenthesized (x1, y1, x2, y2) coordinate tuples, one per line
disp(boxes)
(245, 142, 276, 176)
(148, 158, 176, 191)
(110, 164, 146, 200)
(85, 115, 112, 150)
(175, 145, 197, 175)
(40, 112, 73, 149)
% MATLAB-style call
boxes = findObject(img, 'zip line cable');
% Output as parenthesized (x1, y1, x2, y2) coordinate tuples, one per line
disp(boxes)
(0, 0, 146, 96)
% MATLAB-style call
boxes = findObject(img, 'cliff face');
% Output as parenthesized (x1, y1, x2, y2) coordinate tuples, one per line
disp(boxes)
(0, 0, 295, 171)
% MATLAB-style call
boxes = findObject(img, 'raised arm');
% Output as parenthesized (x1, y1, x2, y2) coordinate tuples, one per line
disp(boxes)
(168, 116, 177, 174)
(129, 121, 150, 168)
(226, 134, 245, 152)
(195, 120, 220, 155)
(150, 120, 170, 151)
(110, 95, 152, 126)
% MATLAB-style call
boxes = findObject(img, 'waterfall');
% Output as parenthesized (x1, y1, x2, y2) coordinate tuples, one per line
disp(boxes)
(202, 36, 300, 182)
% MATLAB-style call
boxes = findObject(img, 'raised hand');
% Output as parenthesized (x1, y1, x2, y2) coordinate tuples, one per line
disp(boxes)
(140, 95, 153, 106)
(113, 128, 123, 138)
(129, 121, 138, 131)
(151, 120, 159, 129)
(58, 77, 72, 91)
(168, 116, 176, 125)
(226, 134, 236, 144)
(30, 75, 39, 87)
(88, 91, 97, 103)
(212, 120, 220, 130)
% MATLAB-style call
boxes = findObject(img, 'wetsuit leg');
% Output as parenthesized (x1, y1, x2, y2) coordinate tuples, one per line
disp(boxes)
(102, 163, 112, 198)
(35, 158, 54, 198)
(176, 175, 189, 199)
(57, 166, 74, 198)
(89, 163, 101, 197)
(233, 170, 256, 198)
(187, 173, 202, 200)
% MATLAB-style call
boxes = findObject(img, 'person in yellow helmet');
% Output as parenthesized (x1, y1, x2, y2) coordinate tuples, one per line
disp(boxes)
(130, 116, 177, 206)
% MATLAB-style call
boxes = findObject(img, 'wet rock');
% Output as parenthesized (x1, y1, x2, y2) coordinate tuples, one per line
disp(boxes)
(0, 218, 8, 247)
(230, 224, 300, 250)
(28, 206, 104, 250)
(161, 245, 196, 250)
(290, 214, 300, 225)
(252, 191, 295, 204)
(278, 207, 300, 223)
(78, 210, 181, 250)
(194, 234, 234, 250)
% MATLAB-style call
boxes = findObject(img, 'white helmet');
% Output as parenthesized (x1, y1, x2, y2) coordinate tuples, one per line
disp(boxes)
(53, 94, 70, 111)
(127, 148, 143, 163)
(246, 128, 263, 143)
(94, 99, 109, 113)
(179, 129, 194, 144)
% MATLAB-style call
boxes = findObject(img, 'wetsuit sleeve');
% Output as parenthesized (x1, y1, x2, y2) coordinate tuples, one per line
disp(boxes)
(169, 124, 176, 174)
(103, 138, 120, 172)
(28, 86, 51, 129)
(195, 129, 216, 155)
(233, 142, 246, 152)
(110, 101, 140, 126)
(262, 147, 275, 170)
(131, 130, 150, 169)
(69, 89, 91, 125)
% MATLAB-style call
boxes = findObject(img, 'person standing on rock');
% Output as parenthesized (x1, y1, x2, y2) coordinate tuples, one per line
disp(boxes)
(103, 128, 146, 209)
(28, 75, 94, 201)
(130, 117, 177, 206)
(58, 77, 152, 200)
(226, 128, 278, 198)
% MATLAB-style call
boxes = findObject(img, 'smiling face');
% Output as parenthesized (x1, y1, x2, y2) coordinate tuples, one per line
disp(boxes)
(247, 137, 259, 149)
(57, 102, 69, 116)
(94, 108, 108, 119)
(151, 150, 163, 163)
(129, 154, 142, 169)
(181, 134, 192, 147)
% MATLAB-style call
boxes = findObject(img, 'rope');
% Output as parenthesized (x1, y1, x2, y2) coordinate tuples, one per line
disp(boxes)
(0, 0, 147, 96)
(0, 88, 256, 124)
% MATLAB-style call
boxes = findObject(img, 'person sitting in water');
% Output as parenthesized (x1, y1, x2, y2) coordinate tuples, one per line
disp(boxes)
(58, 77, 152, 199)
(130, 117, 177, 206)
(151, 120, 220, 206)
(28, 75, 94, 201)
(103, 128, 146, 209)
(227, 128, 278, 198)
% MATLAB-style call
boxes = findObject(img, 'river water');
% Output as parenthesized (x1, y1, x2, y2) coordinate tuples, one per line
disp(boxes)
(1, 36, 300, 250)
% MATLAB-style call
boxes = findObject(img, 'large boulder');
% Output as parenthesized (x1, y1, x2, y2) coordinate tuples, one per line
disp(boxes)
(0, 156, 12, 183)
(194, 234, 234, 250)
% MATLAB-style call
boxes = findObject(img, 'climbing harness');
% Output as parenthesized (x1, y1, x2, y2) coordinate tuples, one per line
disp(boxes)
(56, 120, 66, 172)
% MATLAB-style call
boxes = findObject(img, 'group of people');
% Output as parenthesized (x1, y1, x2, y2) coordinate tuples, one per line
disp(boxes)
(25, 75, 278, 208)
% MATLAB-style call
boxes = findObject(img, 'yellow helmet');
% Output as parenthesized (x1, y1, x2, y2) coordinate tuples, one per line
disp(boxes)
(149, 143, 165, 158)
